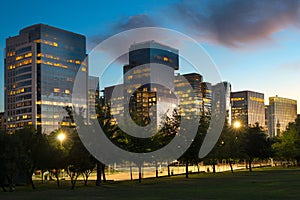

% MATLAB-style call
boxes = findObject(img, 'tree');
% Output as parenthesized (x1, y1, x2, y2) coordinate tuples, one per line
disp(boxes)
(272, 116, 300, 165)
(66, 131, 97, 189)
(0, 133, 18, 192)
(14, 126, 45, 190)
(46, 129, 72, 187)
(240, 123, 272, 172)
(179, 115, 209, 178)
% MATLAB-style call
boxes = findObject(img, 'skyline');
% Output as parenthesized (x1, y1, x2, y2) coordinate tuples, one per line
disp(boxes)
(1, 0, 300, 112)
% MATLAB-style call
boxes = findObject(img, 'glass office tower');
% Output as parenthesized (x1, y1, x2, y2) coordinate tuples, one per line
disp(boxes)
(231, 90, 265, 127)
(267, 96, 297, 137)
(5, 24, 87, 134)
(122, 41, 178, 127)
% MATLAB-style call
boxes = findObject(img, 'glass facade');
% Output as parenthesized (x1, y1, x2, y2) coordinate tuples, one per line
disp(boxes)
(174, 73, 203, 118)
(231, 91, 265, 127)
(267, 96, 297, 137)
(124, 41, 179, 128)
(5, 24, 87, 134)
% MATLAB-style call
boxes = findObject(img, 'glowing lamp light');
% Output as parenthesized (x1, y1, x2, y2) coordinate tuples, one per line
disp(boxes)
(57, 133, 66, 143)
(233, 121, 241, 129)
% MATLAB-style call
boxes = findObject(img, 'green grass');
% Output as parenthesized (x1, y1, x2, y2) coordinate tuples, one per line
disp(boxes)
(1, 167, 300, 200)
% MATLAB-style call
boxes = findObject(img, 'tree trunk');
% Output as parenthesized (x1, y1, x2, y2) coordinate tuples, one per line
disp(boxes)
(96, 162, 102, 186)
(138, 166, 142, 183)
(138, 165, 142, 183)
(55, 171, 60, 188)
(167, 165, 170, 177)
(249, 160, 252, 172)
(185, 161, 189, 178)
(130, 165, 133, 181)
(228, 160, 234, 173)
(212, 161, 216, 173)
(27, 172, 36, 190)
(155, 162, 158, 178)
(102, 164, 106, 183)
(83, 173, 89, 186)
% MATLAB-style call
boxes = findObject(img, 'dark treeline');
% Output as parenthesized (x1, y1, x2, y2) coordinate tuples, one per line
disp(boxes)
(1, 105, 300, 192)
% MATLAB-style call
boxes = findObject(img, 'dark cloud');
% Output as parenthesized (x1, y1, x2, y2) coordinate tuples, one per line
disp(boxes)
(170, 0, 300, 47)
(89, 0, 300, 50)
(88, 14, 156, 51)
(115, 14, 156, 31)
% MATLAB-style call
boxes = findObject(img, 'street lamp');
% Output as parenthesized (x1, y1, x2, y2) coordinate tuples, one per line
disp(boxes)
(57, 132, 66, 146)
(233, 121, 241, 129)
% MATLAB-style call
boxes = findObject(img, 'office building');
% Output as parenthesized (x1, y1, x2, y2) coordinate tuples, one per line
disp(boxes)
(123, 41, 179, 127)
(212, 82, 232, 124)
(4, 24, 87, 134)
(231, 90, 265, 127)
(201, 82, 212, 116)
(88, 76, 100, 120)
(267, 96, 297, 137)
(175, 73, 203, 118)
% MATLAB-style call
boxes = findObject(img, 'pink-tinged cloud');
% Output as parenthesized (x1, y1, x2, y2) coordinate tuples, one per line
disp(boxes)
(89, 0, 300, 49)
(170, 0, 300, 47)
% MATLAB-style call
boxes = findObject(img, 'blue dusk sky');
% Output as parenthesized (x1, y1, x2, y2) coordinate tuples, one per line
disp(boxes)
(1, 0, 300, 113)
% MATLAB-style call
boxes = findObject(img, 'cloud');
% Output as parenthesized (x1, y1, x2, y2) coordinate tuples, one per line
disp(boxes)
(89, 0, 300, 50)
(278, 60, 300, 71)
(170, 0, 300, 47)
(88, 14, 156, 51)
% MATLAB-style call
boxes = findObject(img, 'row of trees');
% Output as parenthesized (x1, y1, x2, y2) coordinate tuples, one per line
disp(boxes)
(1, 104, 300, 191)
(0, 126, 101, 191)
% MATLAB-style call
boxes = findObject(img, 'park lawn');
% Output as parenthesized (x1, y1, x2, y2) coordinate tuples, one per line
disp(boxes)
(0, 167, 299, 200)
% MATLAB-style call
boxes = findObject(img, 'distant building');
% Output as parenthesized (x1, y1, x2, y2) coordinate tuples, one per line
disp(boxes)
(88, 76, 100, 120)
(200, 82, 212, 116)
(123, 41, 178, 127)
(213, 82, 232, 124)
(231, 90, 265, 127)
(104, 84, 124, 119)
(175, 73, 203, 118)
(267, 96, 297, 137)
(0, 112, 6, 131)
(4, 24, 87, 134)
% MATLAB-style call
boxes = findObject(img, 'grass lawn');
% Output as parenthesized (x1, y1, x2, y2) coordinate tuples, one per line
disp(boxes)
(0, 167, 299, 200)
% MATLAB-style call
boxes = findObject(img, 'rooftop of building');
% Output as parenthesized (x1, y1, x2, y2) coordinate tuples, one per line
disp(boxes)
(129, 40, 179, 53)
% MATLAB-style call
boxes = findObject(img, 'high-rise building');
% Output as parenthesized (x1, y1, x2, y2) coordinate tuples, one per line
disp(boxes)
(175, 73, 203, 118)
(231, 90, 265, 127)
(267, 96, 297, 137)
(213, 81, 232, 124)
(123, 41, 178, 127)
(200, 82, 212, 116)
(88, 76, 100, 120)
(4, 24, 87, 134)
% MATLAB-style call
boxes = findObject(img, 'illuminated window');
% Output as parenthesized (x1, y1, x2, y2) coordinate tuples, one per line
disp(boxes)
(81, 67, 86, 72)
(54, 88, 60, 93)
(163, 57, 169, 61)
(16, 55, 24, 61)
(24, 52, 32, 58)
(65, 89, 70, 94)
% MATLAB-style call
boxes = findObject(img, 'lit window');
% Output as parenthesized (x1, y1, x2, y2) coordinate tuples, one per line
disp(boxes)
(54, 88, 60, 93)
(24, 52, 32, 58)
(163, 57, 169, 61)
(65, 89, 70, 94)
(16, 55, 24, 61)
(81, 67, 87, 72)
